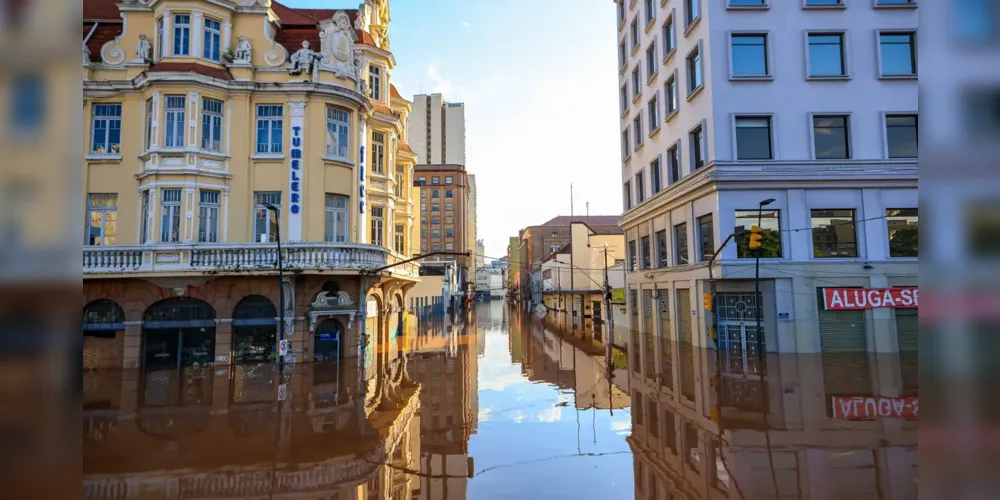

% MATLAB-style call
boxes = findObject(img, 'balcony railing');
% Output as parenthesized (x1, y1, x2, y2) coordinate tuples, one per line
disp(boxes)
(83, 243, 419, 279)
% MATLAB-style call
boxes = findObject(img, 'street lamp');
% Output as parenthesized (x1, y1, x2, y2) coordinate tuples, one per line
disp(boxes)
(263, 203, 285, 369)
(754, 198, 775, 362)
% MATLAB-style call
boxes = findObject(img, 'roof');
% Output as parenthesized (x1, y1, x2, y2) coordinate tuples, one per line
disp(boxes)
(398, 142, 415, 155)
(540, 215, 622, 228)
(390, 84, 402, 99)
(368, 99, 395, 117)
(83, 0, 119, 20)
(84, 22, 122, 62)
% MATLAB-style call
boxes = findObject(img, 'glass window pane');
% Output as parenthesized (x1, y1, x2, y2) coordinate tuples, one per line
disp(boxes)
(735, 209, 781, 258)
(886, 208, 918, 257)
(735, 117, 772, 160)
(811, 209, 857, 257)
(808, 34, 844, 76)
(813, 116, 849, 159)
(880, 33, 916, 75)
(731, 35, 767, 76)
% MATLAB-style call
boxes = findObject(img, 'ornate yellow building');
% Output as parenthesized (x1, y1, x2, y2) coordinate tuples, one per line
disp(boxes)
(81, 0, 422, 371)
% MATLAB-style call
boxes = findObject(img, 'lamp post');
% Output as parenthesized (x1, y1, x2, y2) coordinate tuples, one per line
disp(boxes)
(263, 203, 285, 370)
(754, 198, 775, 363)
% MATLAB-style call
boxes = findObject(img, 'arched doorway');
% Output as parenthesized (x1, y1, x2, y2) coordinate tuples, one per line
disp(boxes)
(232, 295, 277, 364)
(313, 318, 343, 407)
(83, 299, 125, 371)
(142, 298, 216, 370)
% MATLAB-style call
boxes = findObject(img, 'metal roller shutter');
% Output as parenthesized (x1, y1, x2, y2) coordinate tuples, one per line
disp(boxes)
(643, 290, 656, 379)
(677, 289, 695, 399)
(817, 289, 872, 397)
(894, 308, 918, 396)
(658, 290, 673, 390)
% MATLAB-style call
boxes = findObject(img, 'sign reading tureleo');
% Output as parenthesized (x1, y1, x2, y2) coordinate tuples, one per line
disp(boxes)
(822, 287, 918, 310)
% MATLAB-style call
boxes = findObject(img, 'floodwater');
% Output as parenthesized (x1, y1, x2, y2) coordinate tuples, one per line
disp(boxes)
(83, 300, 917, 499)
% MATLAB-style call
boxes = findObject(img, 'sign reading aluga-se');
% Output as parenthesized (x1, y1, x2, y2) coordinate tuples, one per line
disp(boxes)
(822, 287, 919, 311)
(279, 339, 289, 356)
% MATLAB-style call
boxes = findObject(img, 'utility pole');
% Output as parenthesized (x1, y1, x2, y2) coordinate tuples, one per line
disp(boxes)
(603, 245, 614, 372)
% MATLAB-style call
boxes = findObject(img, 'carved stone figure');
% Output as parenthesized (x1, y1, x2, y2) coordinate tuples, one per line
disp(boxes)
(318, 11, 358, 78)
(355, 1, 371, 30)
(234, 35, 253, 63)
(135, 33, 151, 62)
(287, 40, 319, 77)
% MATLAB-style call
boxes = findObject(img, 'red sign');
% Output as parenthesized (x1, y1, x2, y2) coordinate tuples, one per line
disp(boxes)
(831, 396, 918, 421)
(822, 287, 918, 310)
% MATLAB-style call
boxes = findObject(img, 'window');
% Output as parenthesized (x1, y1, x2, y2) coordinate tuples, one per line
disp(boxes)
(674, 223, 689, 265)
(886, 209, 918, 257)
(140, 190, 150, 244)
(668, 144, 680, 183)
(445, 242, 454, 251)
(811, 209, 858, 258)
(656, 230, 668, 267)
(618, 0, 626, 25)
(395, 224, 405, 253)
(730, 0, 766, 5)
(445, 202, 453, 211)
(879, 32, 917, 77)
(203, 18, 221, 61)
(369, 65, 382, 100)
(256, 104, 283, 154)
(633, 114, 643, 148)
(161, 188, 182, 243)
(445, 216, 454, 224)
(735, 116, 773, 160)
(87, 194, 117, 245)
(646, 43, 657, 77)
(812, 115, 850, 159)
(620, 84, 629, 114)
(631, 18, 639, 49)
(371, 206, 384, 246)
(664, 74, 678, 115)
(432, 189, 440, 198)
(445, 176, 453, 184)
(371, 131, 385, 174)
(173, 14, 191, 56)
(636, 171, 646, 203)
(325, 194, 349, 243)
(686, 46, 703, 94)
(624, 180, 633, 211)
(432, 176, 440, 184)
(201, 98, 223, 151)
(197, 190, 220, 243)
(431, 216, 440, 224)
(731, 34, 769, 77)
(432, 229, 441, 238)
(417, 176, 426, 184)
(156, 16, 164, 59)
(807, 33, 846, 77)
(628, 240, 638, 271)
(645, 0, 656, 24)
(806, 0, 843, 5)
(144, 98, 154, 149)
(690, 125, 705, 169)
(90, 103, 122, 154)
(619, 41, 627, 69)
(432, 203, 440, 212)
(648, 95, 659, 131)
(662, 15, 675, 56)
(641, 236, 652, 269)
(446, 229, 454, 238)
(650, 157, 662, 193)
(685, 0, 700, 27)
(326, 107, 350, 159)
(632, 67, 642, 97)
(735, 209, 781, 258)
(253, 192, 280, 243)
(395, 166, 405, 197)
(886, 114, 918, 158)
(697, 214, 714, 261)
(164, 96, 186, 148)
(445, 189, 454, 198)
(621, 128, 631, 159)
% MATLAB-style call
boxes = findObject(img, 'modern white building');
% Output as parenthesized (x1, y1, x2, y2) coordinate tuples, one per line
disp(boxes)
(614, 0, 918, 372)
(409, 93, 467, 166)
(475, 266, 504, 299)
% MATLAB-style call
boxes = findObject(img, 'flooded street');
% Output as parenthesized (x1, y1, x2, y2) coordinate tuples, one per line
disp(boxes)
(83, 301, 917, 499)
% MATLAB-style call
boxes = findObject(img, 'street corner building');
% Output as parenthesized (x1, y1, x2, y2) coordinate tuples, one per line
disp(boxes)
(81, 0, 425, 372)
(613, 0, 918, 387)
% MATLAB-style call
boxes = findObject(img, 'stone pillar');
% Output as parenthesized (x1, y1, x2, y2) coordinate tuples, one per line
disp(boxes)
(214, 320, 232, 365)
(212, 364, 230, 412)
(122, 322, 142, 370)
(119, 366, 141, 415)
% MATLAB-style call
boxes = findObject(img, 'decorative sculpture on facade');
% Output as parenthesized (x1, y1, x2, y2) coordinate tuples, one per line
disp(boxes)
(287, 40, 320, 79)
(318, 11, 358, 78)
(135, 33, 151, 63)
(234, 35, 253, 64)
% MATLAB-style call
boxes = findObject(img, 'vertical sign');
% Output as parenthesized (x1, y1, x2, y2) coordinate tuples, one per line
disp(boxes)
(358, 117, 368, 242)
(287, 101, 306, 241)
(279, 339, 288, 356)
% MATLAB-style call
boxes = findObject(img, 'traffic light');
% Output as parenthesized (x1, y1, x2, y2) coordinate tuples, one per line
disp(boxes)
(749, 225, 763, 249)
(703, 292, 713, 311)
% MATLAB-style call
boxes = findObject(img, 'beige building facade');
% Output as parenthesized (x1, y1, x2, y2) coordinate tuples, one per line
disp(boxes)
(81, 0, 423, 371)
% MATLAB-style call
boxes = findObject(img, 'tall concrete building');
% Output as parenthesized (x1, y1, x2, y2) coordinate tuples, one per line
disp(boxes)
(415, 165, 473, 287)
(468, 174, 479, 264)
(614, 0, 917, 372)
(410, 93, 467, 166)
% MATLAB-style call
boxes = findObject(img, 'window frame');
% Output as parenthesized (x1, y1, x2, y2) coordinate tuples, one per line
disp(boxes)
(86, 193, 118, 246)
(90, 102, 123, 155)
(163, 95, 186, 149)
(624, 180, 633, 211)
(728, 31, 772, 80)
(648, 93, 660, 133)
(640, 235, 652, 269)
(622, 127, 631, 160)
(650, 155, 662, 194)
(635, 170, 646, 204)
(805, 31, 851, 80)
(803, 0, 846, 9)
(684, 0, 701, 32)
(809, 113, 853, 160)
(656, 229, 669, 268)
(631, 18, 640, 50)
(735, 209, 783, 259)
(667, 141, 681, 184)
(633, 113, 644, 149)
(885, 208, 919, 258)
(200, 97, 224, 152)
(621, 84, 630, 115)
(664, 70, 679, 119)
(255, 104, 284, 155)
(370, 206, 385, 247)
(368, 64, 383, 100)
(697, 213, 715, 262)
(632, 67, 642, 102)
(197, 189, 220, 243)
(172, 13, 191, 56)
(689, 122, 706, 171)
(325, 194, 350, 243)
(662, 12, 677, 61)
(144, 98, 154, 150)
(371, 131, 386, 174)
(160, 188, 183, 243)
(202, 17, 222, 62)
(873, 0, 917, 9)
(732, 114, 775, 160)
(882, 112, 919, 159)
(810, 208, 860, 259)
(876, 30, 918, 79)
(646, 42, 658, 81)
(325, 106, 351, 161)
(685, 41, 704, 98)
(727, 0, 770, 10)
(674, 222, 689, 265)
(644, 0, 656, 26)
(253, 191, 281, 243)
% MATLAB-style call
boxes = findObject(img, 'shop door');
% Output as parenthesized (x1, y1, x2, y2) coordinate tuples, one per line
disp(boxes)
(715, 292, 765, 411)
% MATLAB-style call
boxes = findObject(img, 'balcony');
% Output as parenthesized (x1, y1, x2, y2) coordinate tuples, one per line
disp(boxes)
(83, 243, 419, 279)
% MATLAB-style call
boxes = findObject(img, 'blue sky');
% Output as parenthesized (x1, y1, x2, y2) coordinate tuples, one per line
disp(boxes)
(287, 0, 622, 258)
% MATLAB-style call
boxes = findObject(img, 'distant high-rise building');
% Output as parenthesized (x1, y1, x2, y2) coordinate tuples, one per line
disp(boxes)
(409, 93, 466, 166)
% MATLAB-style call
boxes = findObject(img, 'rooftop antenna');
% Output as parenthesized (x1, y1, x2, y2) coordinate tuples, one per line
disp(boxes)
(586, 201, 590, 217)
(570, 183, 574, 217)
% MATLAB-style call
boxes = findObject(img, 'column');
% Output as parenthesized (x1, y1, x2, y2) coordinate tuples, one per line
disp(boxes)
(161, 11, 171, 59)
(122, 322, 142, 370)
(183, 186, 196, 243)
(191, 12, 204, 60)
(149, 92, 161, 149)
(223, 21, 232, 54)
(214, 319, 232, 365)
(187, 91, 199, 148)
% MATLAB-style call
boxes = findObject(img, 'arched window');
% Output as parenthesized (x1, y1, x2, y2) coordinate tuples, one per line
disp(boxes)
(144, 297, 215, 325)
(232, 295, 277, 364)
(83, 299, 125, 338)
(141, 298, 216, 371)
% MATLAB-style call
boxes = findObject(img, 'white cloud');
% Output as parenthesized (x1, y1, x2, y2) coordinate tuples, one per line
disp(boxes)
(611, 419, 632, 435)
(537, 406, 563, 423)
(426, 64, 453, 95)
(479, 407, 493, 422)
(478, 370, 528, 391)
(461, 20, 472, 27)
(511, 410, 525, 423)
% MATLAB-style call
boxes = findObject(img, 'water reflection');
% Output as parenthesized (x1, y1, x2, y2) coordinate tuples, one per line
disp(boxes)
(82, 302, 916, 499)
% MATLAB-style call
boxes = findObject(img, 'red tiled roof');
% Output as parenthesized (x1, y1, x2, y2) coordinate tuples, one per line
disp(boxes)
(84, 22, 122, 62)
(390, 84, 402, 99)
(145, 62, 233, 81)
(83, 0, 120, 20)
(398, 142, 415, 155)
(357, 29, 376, 46)
(369, 99, 394, 116)
(269, 1, 322, 26)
